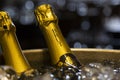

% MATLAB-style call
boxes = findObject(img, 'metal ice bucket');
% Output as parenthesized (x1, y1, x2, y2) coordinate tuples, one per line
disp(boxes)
(0, 48, 120, 68)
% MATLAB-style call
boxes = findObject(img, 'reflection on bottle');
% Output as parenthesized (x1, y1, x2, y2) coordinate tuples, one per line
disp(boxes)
(34, 4, 81, 68)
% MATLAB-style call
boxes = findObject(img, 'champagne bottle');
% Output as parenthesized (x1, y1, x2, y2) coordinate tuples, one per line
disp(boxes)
(0, 11, 34, 76)
(34, 4, 81, 68)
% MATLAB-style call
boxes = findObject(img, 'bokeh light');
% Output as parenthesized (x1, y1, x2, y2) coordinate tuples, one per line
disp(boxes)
(1, 0, 120, 49)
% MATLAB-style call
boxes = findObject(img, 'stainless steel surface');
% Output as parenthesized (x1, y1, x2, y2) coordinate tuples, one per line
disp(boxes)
(0, 48, 120, 68)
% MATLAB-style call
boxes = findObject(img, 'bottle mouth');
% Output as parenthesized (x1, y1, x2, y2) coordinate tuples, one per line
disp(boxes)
(34, 4, 57, 26)
(35, 4, 51, 12)
(0, 11, 15, 32)
(0, 11, 9, 19)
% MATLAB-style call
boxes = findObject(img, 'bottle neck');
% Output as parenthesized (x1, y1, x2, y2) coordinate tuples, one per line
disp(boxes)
(34, 4, 81, 67)
(0, 31, 31, 75)
(41, 23, 80, 67)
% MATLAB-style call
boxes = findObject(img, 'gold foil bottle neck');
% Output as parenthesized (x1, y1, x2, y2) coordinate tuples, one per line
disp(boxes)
(0, 11, 31, 75)
(35, 4, 81, 67)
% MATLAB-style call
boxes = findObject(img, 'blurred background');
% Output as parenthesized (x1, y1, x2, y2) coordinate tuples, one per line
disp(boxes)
(0, 0, 120, 50)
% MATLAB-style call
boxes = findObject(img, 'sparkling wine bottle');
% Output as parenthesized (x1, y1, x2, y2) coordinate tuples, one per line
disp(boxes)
(0, 11, 36, 76)
(34, 4, 81, 68)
